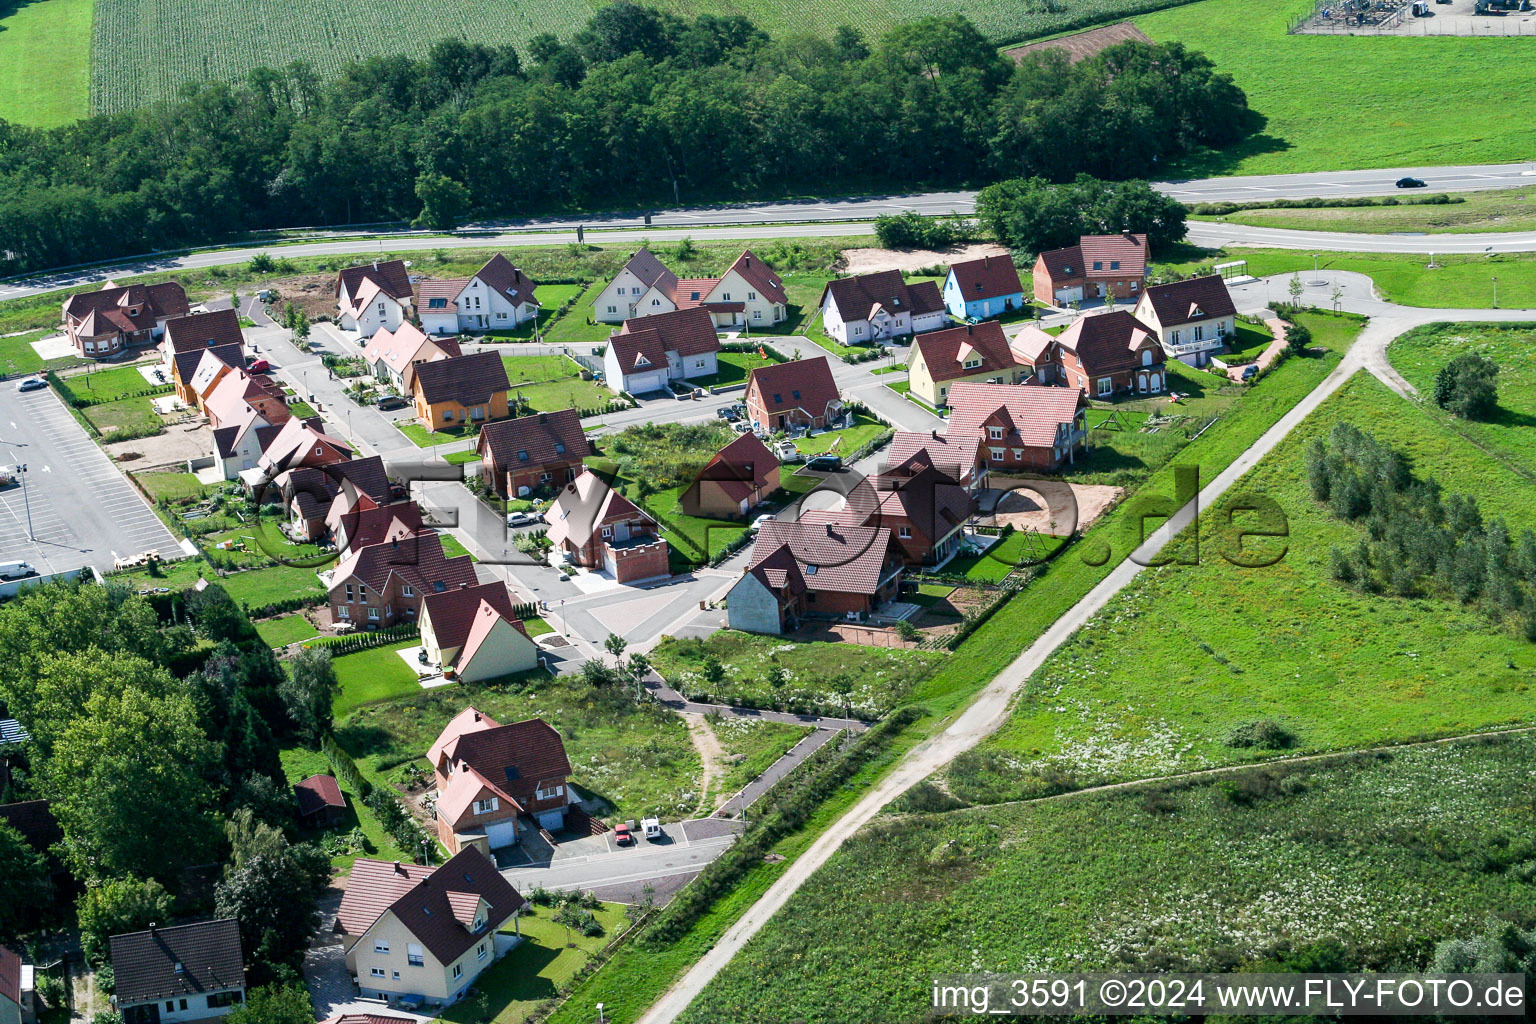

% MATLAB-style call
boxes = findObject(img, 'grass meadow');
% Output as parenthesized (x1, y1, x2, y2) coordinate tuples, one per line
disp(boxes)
(678, 734, 1536, 1023)
(0, 0, 92, 125)
(947, 372, 1536, 806)
(278, 745, 413, 870)
(1192, 186, 1536, 235)
(1388, 321, 1536, 473)
(1138, 0, 1536, 174)
(709, 717, 812, 803)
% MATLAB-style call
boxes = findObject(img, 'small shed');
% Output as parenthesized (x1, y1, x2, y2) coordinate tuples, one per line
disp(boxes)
(293, 774, 346, 826)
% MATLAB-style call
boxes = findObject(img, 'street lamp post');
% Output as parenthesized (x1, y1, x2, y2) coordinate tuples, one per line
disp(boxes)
(17, 463, 33, 540)
(1494, 275, 1499, 308)
(596, 1004, 606, 1024)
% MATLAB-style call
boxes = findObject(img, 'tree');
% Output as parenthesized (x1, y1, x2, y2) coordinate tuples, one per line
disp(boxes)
(976, 176, 1185, 255)
(187, 584, 254, 645)
(1432, 919, 1536, 974)
(581, 659, 617, 687)
(832, 24, 870, 61)
(1288, 273, 1303, 305)
(215, 844, 329, 981)
(765, 664, 788, 709)
(48, 687, 217, 880)
(673, 236, 697, 261)
(279, 646, 337, 747)
(78, 877, 175, 964)
(1434, 353, 1500, 420)
(224, 983, 315, 1024)
(412, 172, 471, 232)
(1285, 318, 1312, 355)
(0, 822, 53, 943)
(604, 632, 629, 668)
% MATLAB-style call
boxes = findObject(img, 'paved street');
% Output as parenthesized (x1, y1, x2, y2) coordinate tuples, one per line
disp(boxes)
(0, 385, 181, 574)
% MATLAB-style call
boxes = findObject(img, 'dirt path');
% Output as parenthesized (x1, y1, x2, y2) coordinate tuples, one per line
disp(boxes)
(683, 714, 727, 817)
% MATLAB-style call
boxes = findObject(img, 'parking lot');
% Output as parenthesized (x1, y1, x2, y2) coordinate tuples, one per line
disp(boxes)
(0, 385, 182, 575)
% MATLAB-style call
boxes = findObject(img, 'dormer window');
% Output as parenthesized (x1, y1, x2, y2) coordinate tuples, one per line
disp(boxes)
(473, 916, 486, 932)
(690, 292, 701, 301)
(963, 359, 981, 370)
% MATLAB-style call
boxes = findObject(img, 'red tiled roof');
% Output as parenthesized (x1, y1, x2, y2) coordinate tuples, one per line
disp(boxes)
(293, 774, 345, 817)
(1057, 310, 1162, 376)
(691, 431, 778, 503)
(422, 582, 522, 654)
(618, 248, 679, 296)
(329, 531, 477, 598)
(474, 254, 539, 307)
(0, 945, 21, 1005)
(884, 431, 982, 484)
(870, 465, 974, 542)
(287, 455, 391, 523)
(477, 409, 592, 474)
(443, 717, 573, 796)
(747, 356, 840, 418)
(607, 327, 668, 376)
(258, 417, 352, 474)
(418, 279, 469, 312)
(749, 518, 896, 596)
(745, 542, 805, 596)
(174, 342, 242, 391)
(1140, 274, 1237, 327)
(911, 321, 1019, 384)
(819, 271, 944, 322)
(362, 322, 445, 378)
(1079, 233, 1149, 279)
(337, 259, 412, 302)
(947, 255, 1024, 301)
(724, 250, 787, 305)
(164, 308, 243, 353)
(335, 502, 423, 554)
(669, 278, 718, 309)
(546, 470, 656, 549)
(336, 859, 435, 937)
(109, 920, 244, 1004)
(1009, 325, 1059, 367)
(621, 307, 720, 358)
(383, 848, 524, 965)
(413, 351, 510, 407)
(946, 382, 1088, 448)
(427, 706, 498, 769)
(64, 281, 188, 333)
(1035, 244, 1085, 282)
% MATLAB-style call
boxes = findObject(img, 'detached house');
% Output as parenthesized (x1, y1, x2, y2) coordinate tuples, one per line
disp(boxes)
(428, 708, 574, 848)
(945, 382, 1089, 474)
(546, 471, 670, 584)
(867, 466, 975, 566)
(602, 307, 721, 395)
(326, 531, 478, 628)
(257, 416, 352, 476)
(410, 352, 511, 431)
(1032, 233, 1149, 306)
(0, 945, 37, 1024)
(681, 431, 781, 518)
(906, 321, 1026, 408)
(744, 357, 844, 433)
(476, 409, 592, 499)
(287, 454, 392, 541)
(884, 430, 986, 493)
(361, 323, 461, 391)
(162, 309, 244, 400)
(337, 260, 414, 335)
(1053, 310, 1167, 396)
(63, 281, 189, 358)
(109, 920, 246, 1024)
(818, 271, 946, 345)
(595, 248, 787, 328)
(419, 255, 541, 335)
(943, 255, 1025, 321)
(419, 582, 540, 684)
(1132, 275, 1237, 368)
(335, 849, 524, 1007)
(727, 517, 904, 634)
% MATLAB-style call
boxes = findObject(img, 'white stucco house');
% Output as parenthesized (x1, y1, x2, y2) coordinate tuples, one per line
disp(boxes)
(336, 260, 413, 335)
(601, 307, 720, 394)
(418, 255, 542, 335)
(819, 270, 947, 345)
(594, 248, 787, 328)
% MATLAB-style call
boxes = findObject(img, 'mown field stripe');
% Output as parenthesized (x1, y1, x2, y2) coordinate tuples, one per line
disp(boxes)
(0, 0, 92, 126)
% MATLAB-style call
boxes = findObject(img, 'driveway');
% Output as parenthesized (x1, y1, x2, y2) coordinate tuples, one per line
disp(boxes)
(0, 386, 182, 574)
(498, 817, 745, 905)
(302, 945, 433, 1024)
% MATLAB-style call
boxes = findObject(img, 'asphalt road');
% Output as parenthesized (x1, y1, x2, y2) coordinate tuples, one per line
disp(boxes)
(1184, 220, 1536, 254)
(0, 385, 181, 574)
(9, 162, 1536, 304)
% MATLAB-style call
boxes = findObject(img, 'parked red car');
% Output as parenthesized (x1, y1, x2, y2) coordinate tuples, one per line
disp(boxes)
(614, 822, 634, 846)
(247, 358, 270, 373)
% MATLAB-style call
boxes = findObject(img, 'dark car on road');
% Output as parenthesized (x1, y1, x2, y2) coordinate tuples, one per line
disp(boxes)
(806, 454, 843, 472)
(1395, 176, 1427, 188)
(376, 394, 409, 410)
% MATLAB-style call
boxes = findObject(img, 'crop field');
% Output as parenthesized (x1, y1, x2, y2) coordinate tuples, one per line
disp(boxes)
(944, 372, 1536, 807)
(1137, 0, 1536, 174)
(679, 734, 1536, 1023)
(1388, 322, 1536, 474)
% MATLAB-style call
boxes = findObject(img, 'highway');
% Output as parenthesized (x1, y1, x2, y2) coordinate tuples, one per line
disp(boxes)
(7, 161, 1536, 302)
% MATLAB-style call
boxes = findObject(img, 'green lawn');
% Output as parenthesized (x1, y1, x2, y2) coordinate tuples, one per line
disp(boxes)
(83, 396, 162, 436)
(444, 449, 480, 465)
(688, 350, 779, 389)
(204, 523, 325, 569)
(436, 532, 478, 562)
(942, 531, 1064, 582)
(397, 420, 478, 448)
(951, 371, 1536, 807)
(254, 613, 319, 648)
(336, 672, 702, 822)
(0, 0, 92, 126)
(219, 563, 326, 609)
(679, 735, 1536, 1023)
(58, 363, 167, 402)
(520, 615, 555, 637)
(512, 375, 613, 414)
(103, 556, 211, 593)
(438, 902, 629, 1024)
(1162, 248, 1536, 310)
(476, 283, 587, 341)
(650, 632, 944, 719)
(1388, 322, 1536, 475)
(287, 400, 318, 420)
(555, 282, 624, 347)
(279, 746, 411, 871)
(791, 414, 886, 456)
(1139, 0, 1536, 175)
(803, 330, 881, 362)
(1191, 186, 1536, 235)
(752, 272, 831, 337)
(710, 717, 812, 804)
(501, 354, 582, 385)
(641, 484, 750, 568)
(134, 471, 217, 502)
(0, 331, 48, 376)
(1221, 320, 1275, 363)
(325, 640, 424, 719)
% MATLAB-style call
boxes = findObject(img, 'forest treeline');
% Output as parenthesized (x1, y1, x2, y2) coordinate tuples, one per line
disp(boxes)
(0, 4, 1254, 275)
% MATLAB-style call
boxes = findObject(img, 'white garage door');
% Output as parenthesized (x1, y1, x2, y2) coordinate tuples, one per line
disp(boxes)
(1054, 286, 1083, 304)
(536, 809, 565, 831)
(485, 819, 518, 849)
(626, 372, 668, 394)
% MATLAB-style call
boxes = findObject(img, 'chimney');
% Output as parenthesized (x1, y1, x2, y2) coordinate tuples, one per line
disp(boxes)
(514, 269, 522, 283)
(473, 711, 481, 722)
(931, 429, 940, 440)
(393, 860, 404, 874)
(149, 923, 157, 935)
(538, 413, 547, 423)
(744, 255, 751, 268)
(824, 522, 833, 536)
(372, 260, 379, 271)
